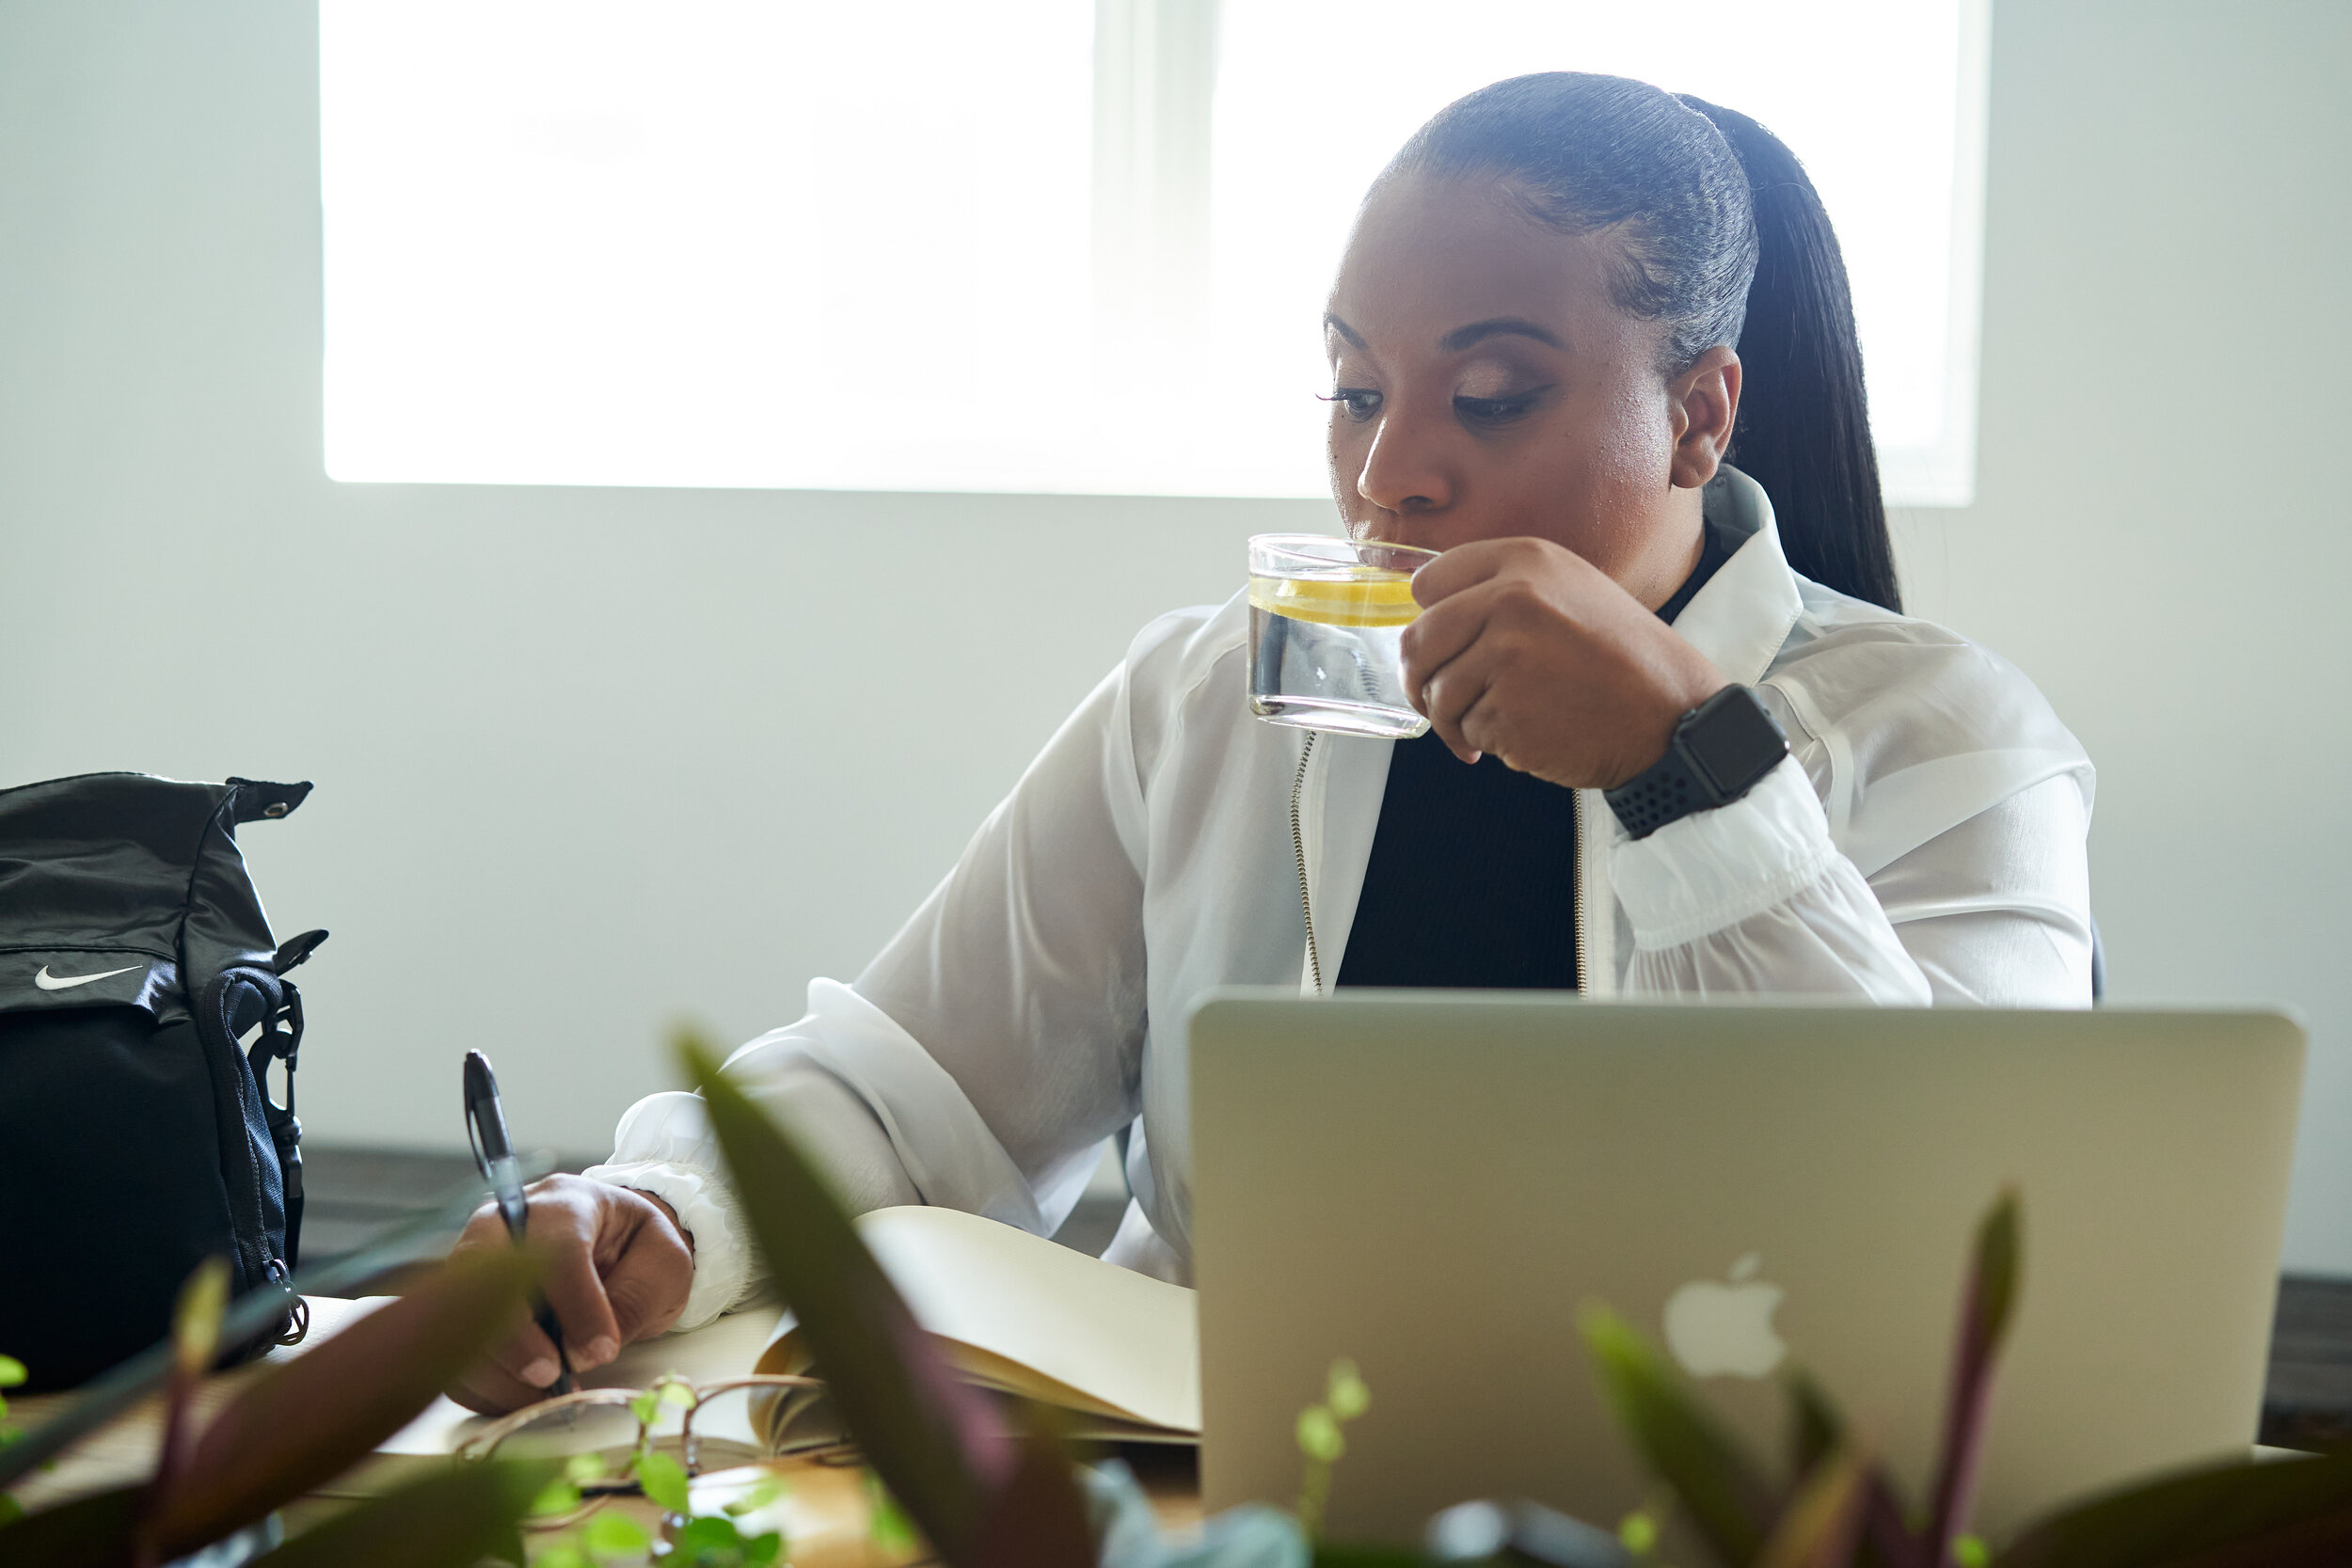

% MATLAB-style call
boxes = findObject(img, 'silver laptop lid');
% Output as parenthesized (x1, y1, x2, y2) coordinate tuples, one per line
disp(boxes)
(1190, 994, 2303, 1544)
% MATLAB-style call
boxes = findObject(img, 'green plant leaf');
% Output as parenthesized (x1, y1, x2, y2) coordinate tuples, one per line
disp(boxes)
(1994, 1449, 2352, 1568)
(1926, 1191, 2022, 1562)
(580, 1507, 652, 1555)
(1785, 1369, 1845, 1483)
(1328, 1359, 1372, 1420)
(0, 1357, 25, 1390)
(169, 1258, 230, 1380)
(866, 1472, 920, 1553)
(675, 1511, 779, 1565)
(1755, 1449, 1867, 1568)
(678, 1029, 1014, 1560)
(530, 1478, 582, 1517)
(637, 1448, 692, 1514)
(243, 1458, 557, 1568)
(1580, 1304, 1776, 1568)
(147, 1245, 539, 1555)
(1299, 1405, 1346, 1464)
(1619, 1507, 1660, 1558)
(674, 1511, 741, 1545)
(723, 1474, 784, 1515)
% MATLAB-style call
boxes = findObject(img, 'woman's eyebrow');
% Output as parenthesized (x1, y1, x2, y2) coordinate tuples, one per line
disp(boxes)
(1439, 317, 1565, 352)
(1324, 314, 1367, 349)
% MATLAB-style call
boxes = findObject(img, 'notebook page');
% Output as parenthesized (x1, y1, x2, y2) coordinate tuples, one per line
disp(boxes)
(807, 1206, 1200, 1433)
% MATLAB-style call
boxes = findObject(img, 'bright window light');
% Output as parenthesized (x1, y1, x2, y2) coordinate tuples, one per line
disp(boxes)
(323, 1, 1988, 504)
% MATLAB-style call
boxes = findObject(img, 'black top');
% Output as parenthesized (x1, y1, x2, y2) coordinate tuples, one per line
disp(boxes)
(1334, 524, 1734, 991)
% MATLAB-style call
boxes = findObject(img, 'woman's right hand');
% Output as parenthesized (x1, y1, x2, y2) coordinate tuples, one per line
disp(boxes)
(448, 1173, 695, 1414)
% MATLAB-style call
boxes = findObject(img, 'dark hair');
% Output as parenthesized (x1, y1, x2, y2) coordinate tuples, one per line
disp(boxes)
(1385, 73, 1900, 612)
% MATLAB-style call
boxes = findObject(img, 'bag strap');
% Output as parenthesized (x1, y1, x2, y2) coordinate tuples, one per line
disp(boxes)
(254, 927, 326, 1273)
(246, 978, 307, 1272)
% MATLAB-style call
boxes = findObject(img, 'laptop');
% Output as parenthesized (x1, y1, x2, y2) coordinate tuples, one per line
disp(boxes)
(1188, 993, 2304, 1545)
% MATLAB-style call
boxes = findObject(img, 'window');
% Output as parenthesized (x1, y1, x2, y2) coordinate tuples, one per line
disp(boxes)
(323, 1, 1988, 503)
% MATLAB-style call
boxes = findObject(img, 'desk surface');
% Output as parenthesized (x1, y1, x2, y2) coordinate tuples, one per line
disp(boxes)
(298, 1145, 2352, 1449)
(9, 1326, 1201, 1565)
(8, 1332, 1203, 1565)
(265, 1444, 1202, 1567)
(12, 1144, 2345, 1554)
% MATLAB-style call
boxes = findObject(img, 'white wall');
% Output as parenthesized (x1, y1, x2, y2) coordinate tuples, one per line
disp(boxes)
(4, 3, 2347, 1269)
(1887, 0, 2352, 1274)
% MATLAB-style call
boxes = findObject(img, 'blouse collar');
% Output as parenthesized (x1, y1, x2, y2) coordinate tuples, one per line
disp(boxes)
(1669, 463, 1808, 687)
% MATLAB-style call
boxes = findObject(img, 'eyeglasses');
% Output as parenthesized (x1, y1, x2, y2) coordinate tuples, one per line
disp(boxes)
(457, 1373, 841, 1527)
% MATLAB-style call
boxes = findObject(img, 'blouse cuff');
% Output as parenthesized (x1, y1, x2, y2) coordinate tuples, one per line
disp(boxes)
(1609, 758, 1838, 951)
(582, 1157, 757, 1333)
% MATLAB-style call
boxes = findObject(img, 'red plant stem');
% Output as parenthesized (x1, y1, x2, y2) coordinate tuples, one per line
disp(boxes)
(1926, 1270, 1995, 1565)
(134, 1358, 201, 1568)
(1864, 1470, 1931, 1568)
(879, 1308, 1018, 1500)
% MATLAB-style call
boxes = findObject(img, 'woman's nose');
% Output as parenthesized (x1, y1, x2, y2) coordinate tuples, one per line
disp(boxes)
(1354, 412, 1454, 519)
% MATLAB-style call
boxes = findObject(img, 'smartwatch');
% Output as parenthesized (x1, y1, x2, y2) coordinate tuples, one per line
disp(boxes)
(1604, 685, 1789, 840)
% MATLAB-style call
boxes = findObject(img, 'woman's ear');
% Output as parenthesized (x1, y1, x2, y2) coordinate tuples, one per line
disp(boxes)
(1666, 346, 1741, 489)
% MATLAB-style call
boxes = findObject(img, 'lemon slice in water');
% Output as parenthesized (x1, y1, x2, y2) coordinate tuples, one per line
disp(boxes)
(1247, 571, 1422, 627)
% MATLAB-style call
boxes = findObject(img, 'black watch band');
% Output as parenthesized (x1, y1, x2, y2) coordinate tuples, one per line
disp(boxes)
(1604, 685, 1789, 841)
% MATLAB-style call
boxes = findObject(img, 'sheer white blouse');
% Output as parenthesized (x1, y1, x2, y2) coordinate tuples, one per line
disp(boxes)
(585, 466, 2096, 1327)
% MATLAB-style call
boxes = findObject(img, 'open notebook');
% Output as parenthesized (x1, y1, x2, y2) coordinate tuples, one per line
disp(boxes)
(371, 1206, 1198, 1486)
(755, 1205, 1200, 1449)
(9, 1206, 1197, 1509)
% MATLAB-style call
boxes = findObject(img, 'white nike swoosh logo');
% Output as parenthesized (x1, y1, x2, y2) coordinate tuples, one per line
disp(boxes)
(33, 963, 142, 991)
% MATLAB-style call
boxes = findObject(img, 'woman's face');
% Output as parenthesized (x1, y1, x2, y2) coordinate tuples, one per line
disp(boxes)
(1325, 172, 1734, 604)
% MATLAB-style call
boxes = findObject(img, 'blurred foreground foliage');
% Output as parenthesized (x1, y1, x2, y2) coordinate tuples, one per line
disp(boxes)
(0, 1244, 555, 1567)
(12, 1034, 2343, 1568)
(686, 1023, 2352, 1568)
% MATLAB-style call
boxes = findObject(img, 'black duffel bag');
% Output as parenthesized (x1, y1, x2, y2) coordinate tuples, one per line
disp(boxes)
(0, 772, 327, 1390)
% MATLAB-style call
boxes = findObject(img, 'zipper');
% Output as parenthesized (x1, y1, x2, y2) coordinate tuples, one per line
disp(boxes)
(1573, 789, 1591, 992)
(1290, 732, 1322, 995)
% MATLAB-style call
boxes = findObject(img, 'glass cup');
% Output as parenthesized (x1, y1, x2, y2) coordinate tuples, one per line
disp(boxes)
(1247, 533, 1439, 738)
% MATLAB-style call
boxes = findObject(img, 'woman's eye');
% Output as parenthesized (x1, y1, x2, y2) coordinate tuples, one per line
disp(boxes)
(1321, 388, 1382, 421)
(1454, 389, 1546, 427)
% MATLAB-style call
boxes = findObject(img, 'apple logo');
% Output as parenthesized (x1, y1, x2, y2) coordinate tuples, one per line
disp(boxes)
(1662, 1253, 1788, 1379)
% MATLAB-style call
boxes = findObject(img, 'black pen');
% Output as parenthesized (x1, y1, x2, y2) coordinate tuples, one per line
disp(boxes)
(463, 1050, 574, 1396)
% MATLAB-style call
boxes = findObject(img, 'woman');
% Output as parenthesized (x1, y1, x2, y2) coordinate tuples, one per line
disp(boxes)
(453, 73, 2092, 1411)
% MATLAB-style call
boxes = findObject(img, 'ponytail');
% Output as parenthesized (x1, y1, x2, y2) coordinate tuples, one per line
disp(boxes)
(1391, 73, 1902, 613)
(1678, 96, 1901, 611)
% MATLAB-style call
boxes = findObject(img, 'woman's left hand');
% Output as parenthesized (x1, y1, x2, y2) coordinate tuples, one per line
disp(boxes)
(1402, 536, 1727, 790)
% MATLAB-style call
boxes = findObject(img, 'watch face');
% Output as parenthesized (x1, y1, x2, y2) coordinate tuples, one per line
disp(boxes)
(1682, 688, 1788, 796)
